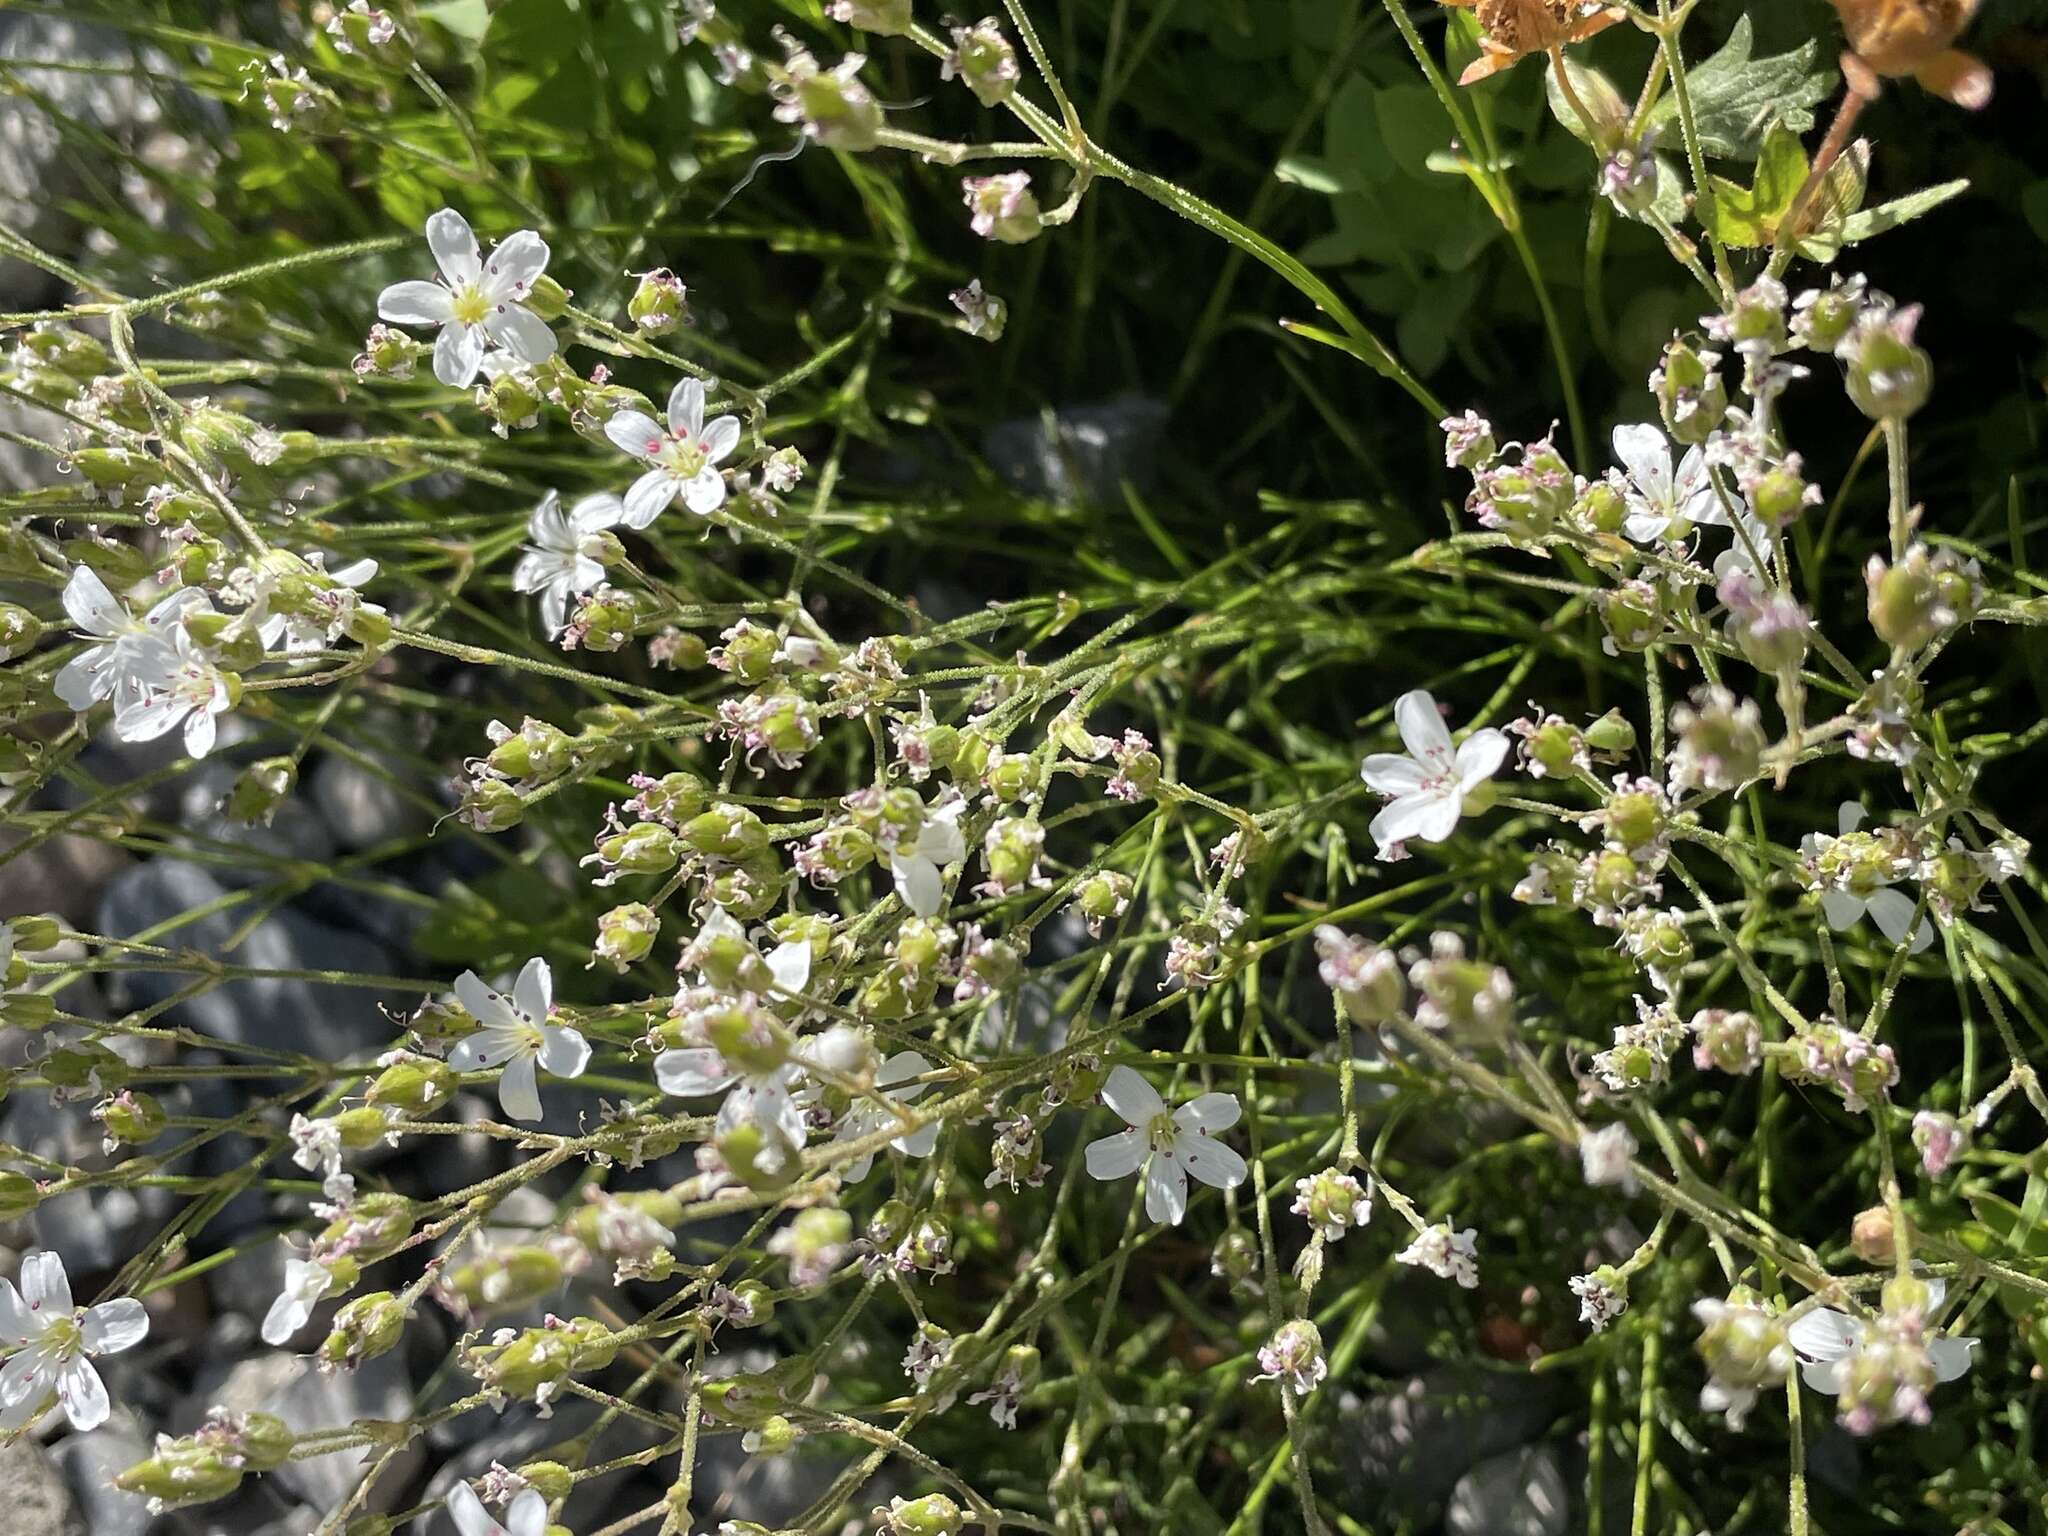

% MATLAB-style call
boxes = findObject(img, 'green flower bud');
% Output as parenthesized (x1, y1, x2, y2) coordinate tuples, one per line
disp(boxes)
(94, 1089, 167, 1148)
(649, 626, 709, 669)
(681, 804, 768, 861)
(364, 1054, 457, 1118)
(963, 173, 1041, 244)
(571, 586, 643, 651)
(1074, 869, 1134, 931)
(627, 269, 689, 334)
(8, 915, 59, 953)
(1601, 581, 1663, 652)
(879, 1492, 965, 1536)
(945, 17, 1019, 106)
(1844, 305, 1931, 421)
(0, 1171, 43, 1218)
(459, 776, 526, 833)
(485, 717, 574, 783)
(743, 1412, 801, 1454)
(525, 275, 571, 322)
(982, 749, 1043, 802)
(1571, 479, 1627, 536)
(1651, 336, 1728, 446)
(1865, 546, 1961, 651)
(905, 1213, 953, 1273)
(592, 903, 659, 972)
(0, 602, 42, 660)
(595, 822, 681, 878)
(983, 816, 1045, 894)
(224, 757, 297, 828)
(1606, 789, 1665, 851)
(320, 1291, 407, 1370)
(478, 365, 544, 435)
(629, 771, 708, 825)
(714, 620, 780, 683)
(318, 1191, 414, 1264)
(717, 1118, 803, 1192)
(447, 1245, 565, 1316)
(354, 323, 423, 380)
(1582, 709, 1636, 756)
(332, 1105, 397, 1151)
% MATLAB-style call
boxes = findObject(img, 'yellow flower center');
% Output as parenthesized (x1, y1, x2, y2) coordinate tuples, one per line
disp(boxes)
(450, 283, 491, 327)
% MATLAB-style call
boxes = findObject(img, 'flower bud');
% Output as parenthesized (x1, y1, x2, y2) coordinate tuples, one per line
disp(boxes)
(1571, 479, 1627, 536)
(1582, 709, 1636, 757)
(628, 771, 709, 826)
(718, 1118, 803, 1192)
(878, 1493, 965, 1536)
(486, 717, 574, 783)
(743, 1413, 801, 1454)
(477, 365, 544, 436)
(320, 1291, 407, 1370)
(627, 269, 689, 334)
(446, 1245, 566, 1316)
(963, 173, 1042, 245)
(1254, 1318, 1328, 1396)
(591, 903, 659, 972)
(777, 50, 883, 152)
(1911, 1109, 1966, 1177)
(1668, 686, 1765, 793)
(1850, 1206, 1896, 1265)
(1651, 337, 1728, 446)
(114, 1444, 247, 1507)
(94, 1089, 167, 1148)
(1844, 304, 1930, 421)
(1073, 869, 1134, 934)
(982, 816, 1046, 894)
(1313, 925, 1404, 1024)
(459, 776, 525, 833)
(1601, 580, 1664, 652)
(944, 18, 1019, 105)
(0, 602, 42, 660)
(364, 1055, 457, 1118)
(1689, 1008, 1761, 1074)
(681, 803, 768, 861)
(827, 0, 912, 34)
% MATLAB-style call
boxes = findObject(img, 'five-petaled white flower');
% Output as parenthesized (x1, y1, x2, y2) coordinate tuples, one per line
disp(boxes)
(0, 1250, 149, 1432)
(1359, 689, 1507, 861)
(1788, 1279, 1976, 1415)
(52, 565, 207, 713)
(1803, 801, 1934, 954)
(376, 209, 557, 388)
(1395, 1222, 1480, 1288)
(447, 1481, 548, 1536)
(1083, 1065, 1246, 1225)
(1609, 422, 1719, 544)
(832, 1050, 942, 1181)
(889, 792, 969, 918)
(604, 378, 741, 527)
(512, 490, 625, 637)
(260, 1256, 335, 1347)
(447, 958, 591, 1122)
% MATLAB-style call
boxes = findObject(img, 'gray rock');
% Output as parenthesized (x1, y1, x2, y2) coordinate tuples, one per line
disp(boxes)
(48, 1409, 156, 1536)
(178, 1352, 421, 1515)
(1445, 1444, 1570, 1536)
(177, 762, 335, 890)
(0, 1437, 88, 1536)
(96, 861, 405, 1059)
(0, 830, 133, 926)
(1338, 1365, 1564, 1513)
(983, 395, 1169, 508)
(309, 755, 429, 852)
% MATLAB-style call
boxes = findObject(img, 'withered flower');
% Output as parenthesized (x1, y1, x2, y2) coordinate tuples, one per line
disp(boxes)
(1831, 0, 1990, 109)
(1440, 0, 1627, 86)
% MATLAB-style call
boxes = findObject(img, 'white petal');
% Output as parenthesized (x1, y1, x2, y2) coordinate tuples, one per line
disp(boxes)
(1612, 422, 1671, 499)
(53, 652, 111, 711)
(376, 279, 454, 326)
(0, 1381, 50, 1433)
(1786, 1306, 1859, 1363)
(1798, 1357, 1848, 1394)
(1929, 1335, 1976, 1383)
(667, 378, 706, 439)
(1838, 801, 1867, 836)
(483, 230, 550, 298)
(512, 956, 552, 1020)
(434, 321, 486, 387)
(621, 468, 678, 529)
(538, 1025, 590, 1079)
(570, 492, 625, 534)
(605, 410, 666, 459)
(1820, 891, 1865, 932)
(0, 1348, 44, 1407)
(183, 701, 219, 760)
(454, 970, 505, 1026)
(112, 689, 189, 745)
(1864, 887, 1932, 953)
(20, 1251, 72, 1315)
(877, 1051, 932, 1091)
(82, 1297, 148, 1354)
(1173, 1092, 1240, 1134)
(1453, 727, 1509, 789)
(446, 1030, 515, 1073)
(1176, 1133, 1248, 1191)
(918, 809, 967, 867)
(1360, 753, 1428, 796)
(681, 466, 727, 515)
(329, 558, 378, 589)
(506, 1488, 549, 1536)
(1084, 1127, 1146, 1181)
(891, 852, 943, 918)
(426, 208, 483, 286)
(496, 1053, 543, 1122)
(56, 1359, 108, 1432)
(767, 939, 812, 995)
(1145, 1158, 1189, 1224)
(260, 1288, 312, 1347)
(655, 1048, 736, 1098)
(481, 303, 557, 365)
(699, 414, 742, 464)
(1393, 689, 1453, 765)
(445, 1482, 503, 1536)
(1100, 1064, 1164, 1126)
(895, 1120, 940, 1158)
(62, 565, 125, 636)
(0, 1280, 29, 1344)
(1371, 790, 1459, 854)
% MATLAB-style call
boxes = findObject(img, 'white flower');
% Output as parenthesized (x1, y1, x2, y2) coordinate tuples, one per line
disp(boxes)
(250, 554, 382, 656)
(260, 1256, 334, 1347)
(1804, 802, 1933, 954)
(1609, 422, 1718, 544)
(1577, 1121, 1639, 1192)
(1083, 1065, 1247, 1225)
(603, 378, 741, 527)
(447, 958, 591, 1122)
(832, 1051, 942, 1181)
(889, 792, 969, 918)
(1395, 1222, 1479, 1288)
(447, 1481, 548, 1536)
(0, 1251, 149, 1432)
(52, 564, 207, 712)
(1359, 689, 1507, 860)
(114, 627, 233, 758)
(1787, 1280, 1976, 1398)
(1570, 1271, 1626, 1331)
(512, 490, 624, 636)
(376, 209, 556, 388)
(288, 1113, 354, 1204)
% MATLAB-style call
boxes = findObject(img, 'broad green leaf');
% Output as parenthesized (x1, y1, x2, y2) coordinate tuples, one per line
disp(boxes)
(1373, 83, 1453, 181)
(1654, 16, 1833, 162)
(1326, 74, 1395, 186)
(1700, 123, 1808, 247)
(420, 0, 490, 42)
(1835, 178, 1971, 244)
(1276, 154, 1347, 196)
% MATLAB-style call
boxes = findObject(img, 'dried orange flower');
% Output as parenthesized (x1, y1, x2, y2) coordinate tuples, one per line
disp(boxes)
(1831, 0, 1991, 108)
(1440, 0, 1627, 85)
